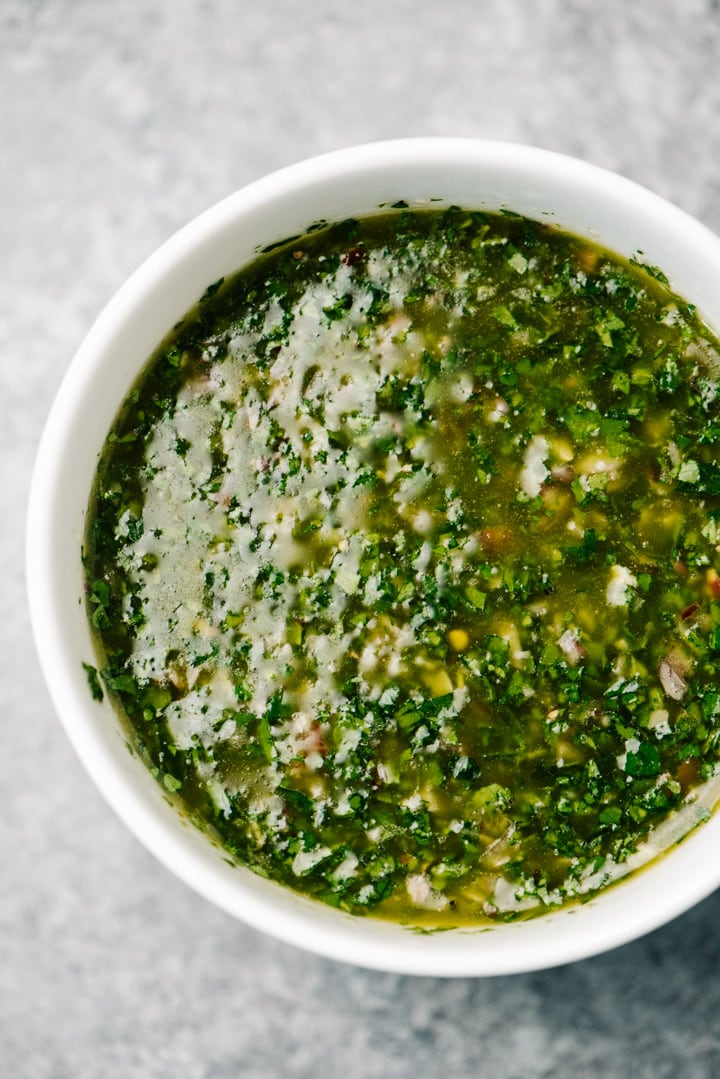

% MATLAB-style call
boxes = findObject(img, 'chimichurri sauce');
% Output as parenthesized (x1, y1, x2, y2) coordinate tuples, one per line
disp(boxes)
(85, 208, 720, 924)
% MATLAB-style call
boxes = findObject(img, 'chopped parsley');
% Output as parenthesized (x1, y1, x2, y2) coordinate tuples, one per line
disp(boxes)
(84, 208, 720, 926)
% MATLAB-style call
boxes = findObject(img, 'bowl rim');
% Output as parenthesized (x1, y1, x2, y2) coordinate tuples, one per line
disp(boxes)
(26, 136, 720, 976)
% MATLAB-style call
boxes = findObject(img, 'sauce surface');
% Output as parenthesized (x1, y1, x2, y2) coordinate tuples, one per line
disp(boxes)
(85, 209, 720, 924)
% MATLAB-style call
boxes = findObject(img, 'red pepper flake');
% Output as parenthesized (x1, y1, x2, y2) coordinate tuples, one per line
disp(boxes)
(680, 602, 700, 621)
(341, 246, 365, 266)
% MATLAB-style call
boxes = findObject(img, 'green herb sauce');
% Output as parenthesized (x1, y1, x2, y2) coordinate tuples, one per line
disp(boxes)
(85, 208, 720, 924)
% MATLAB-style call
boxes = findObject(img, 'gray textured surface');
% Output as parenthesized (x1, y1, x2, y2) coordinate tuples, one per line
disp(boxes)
(5, 1, 720, 1076)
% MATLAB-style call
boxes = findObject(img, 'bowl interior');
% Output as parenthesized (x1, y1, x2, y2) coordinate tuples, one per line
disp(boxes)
(27, 139, 720, 975)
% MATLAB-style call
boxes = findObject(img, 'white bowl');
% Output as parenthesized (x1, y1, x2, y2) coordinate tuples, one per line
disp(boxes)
(27, 138, 720, 976)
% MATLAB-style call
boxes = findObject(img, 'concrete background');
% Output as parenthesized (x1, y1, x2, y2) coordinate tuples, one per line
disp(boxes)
(4, 1, 720, 1076)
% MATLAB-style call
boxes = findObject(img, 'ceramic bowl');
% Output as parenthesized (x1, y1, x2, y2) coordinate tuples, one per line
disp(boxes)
(27, 138, 720, 976)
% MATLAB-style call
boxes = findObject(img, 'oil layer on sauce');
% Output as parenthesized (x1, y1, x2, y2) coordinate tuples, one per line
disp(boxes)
(85, 209, 720, 925)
